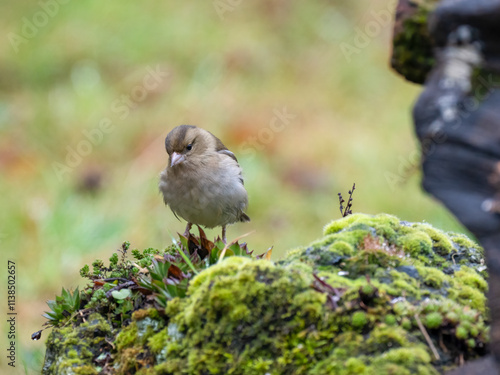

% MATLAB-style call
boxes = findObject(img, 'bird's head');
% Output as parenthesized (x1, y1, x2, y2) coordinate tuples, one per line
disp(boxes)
(164, 125, 214, 167)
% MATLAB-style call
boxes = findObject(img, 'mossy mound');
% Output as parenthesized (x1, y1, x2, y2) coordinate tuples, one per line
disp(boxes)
(42, 214, 489, 374)
(42, 313, 114, 374)
(282, 213, 488, 373)
(391, 0, 500, 92)
(391, 0, 438, 84)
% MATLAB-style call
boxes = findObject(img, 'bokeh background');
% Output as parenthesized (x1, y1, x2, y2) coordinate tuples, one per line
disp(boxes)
(0, 0, 467, 373)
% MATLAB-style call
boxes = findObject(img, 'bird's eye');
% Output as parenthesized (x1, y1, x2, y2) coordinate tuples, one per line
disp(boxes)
(186, 144, 193, 151)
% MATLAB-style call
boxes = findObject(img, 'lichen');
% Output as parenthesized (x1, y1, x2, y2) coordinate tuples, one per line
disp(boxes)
(42, 213, 489, 374)
(42, 313, 113, 375)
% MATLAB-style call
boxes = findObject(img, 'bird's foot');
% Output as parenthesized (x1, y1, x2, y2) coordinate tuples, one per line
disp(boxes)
(222, 226, 227, 244)
(183, 222, 193, 238)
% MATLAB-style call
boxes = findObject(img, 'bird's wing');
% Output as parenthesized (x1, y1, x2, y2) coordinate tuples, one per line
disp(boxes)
(214, 140, 245, 185)
(214, 137, 239, 163)
(170, 208, 182, 222)
(217, 149, 238, 163)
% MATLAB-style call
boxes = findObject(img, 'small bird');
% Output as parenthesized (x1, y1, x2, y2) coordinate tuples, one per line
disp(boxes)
(159, 125, 250, 242)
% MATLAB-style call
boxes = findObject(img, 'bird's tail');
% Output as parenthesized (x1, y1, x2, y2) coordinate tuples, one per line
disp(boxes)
(240, 212, 251, 222)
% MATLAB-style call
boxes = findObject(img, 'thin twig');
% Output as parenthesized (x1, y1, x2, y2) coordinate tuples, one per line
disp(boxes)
(414, 314, 440, 361)
(342, 183, 356, 217)
(338, 193, 345, 216)
(338, 183, 356, 217)
(101, 277, 130, 283)
(105, 337, 116, 350)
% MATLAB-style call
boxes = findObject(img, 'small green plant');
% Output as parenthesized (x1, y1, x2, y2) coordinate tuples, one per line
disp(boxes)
(80, 241, 142, 280)
(137, 227, 271, 307)
(43, 287, 81, 326)
(33, 230, 271, 340)
(138, 259, 189, 307)
(112, 288, 134, 325)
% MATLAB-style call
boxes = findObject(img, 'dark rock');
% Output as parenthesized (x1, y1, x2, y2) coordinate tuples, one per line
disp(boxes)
(396, 265, 421, 279)
(393, 0, 500, 372)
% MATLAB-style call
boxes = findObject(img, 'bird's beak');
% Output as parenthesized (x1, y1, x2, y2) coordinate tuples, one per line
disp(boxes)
(171, 152, 185, 167)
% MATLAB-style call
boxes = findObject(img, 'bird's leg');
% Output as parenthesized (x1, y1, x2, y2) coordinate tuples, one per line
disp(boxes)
(222, 226, 227, 244)
(183, 222, 193, 237)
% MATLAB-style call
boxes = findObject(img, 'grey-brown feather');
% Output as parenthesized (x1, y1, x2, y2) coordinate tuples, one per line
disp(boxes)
(159, 125, 250, 229)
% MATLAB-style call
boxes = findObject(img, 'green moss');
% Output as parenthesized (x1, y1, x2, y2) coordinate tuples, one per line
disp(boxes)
(351, 311, 368, 329)
(467, 338, 476, 348)
(448, 284, 487, 312)
(160, 257, 334, 374)
(323, 213, 366, 235)
(384, 346, 431, 365)
(42, 313, 112, 375)
(414, 224, 454, 256)
(42, 213, 489, 374)
(367, 326, 410, 350)
(456, 325, 468, 340)
(385, 270, 421, 299)
(319, 272, 355, 289)
(372, 347, 435, 374)
(399, 232, 433, 257)
(304, 230, 368, 258)
(449, 233, 479, 251)
(446, 311, 459, 324)
(415, 266, 447, 289)
(147, 327, 169, 354)
(283, 214, 488, 371)
(115, 347, 152, 375)
(132, 308, 161, 321)
(115, 322, 137, 351)
(424, 312, 443, 329)
(329, 240, 355, 256)
(112, 306, 167, 374)
(391, 0, 438, 84)
(385, 314, 397, 326)
(324, 213, 400, 237)
(455, 267, 488, 292)
(393, 302, 412, 318)
(344, 357, 366, 373)
(401, 318, 412, 330)
(360, 284, 375, 296)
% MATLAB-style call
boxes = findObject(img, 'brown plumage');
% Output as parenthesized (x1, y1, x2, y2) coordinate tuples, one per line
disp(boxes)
(159, 125, 250, 242)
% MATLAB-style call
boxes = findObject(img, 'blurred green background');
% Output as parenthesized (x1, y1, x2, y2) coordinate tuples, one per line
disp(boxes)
(0, 0, 466, 373)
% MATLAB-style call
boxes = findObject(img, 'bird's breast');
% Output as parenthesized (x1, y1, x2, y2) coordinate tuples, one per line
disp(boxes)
(159, 161, 248, 228)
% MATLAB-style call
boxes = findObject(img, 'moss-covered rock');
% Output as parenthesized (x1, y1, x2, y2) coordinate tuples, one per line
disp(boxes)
(391, 0, 439, 84)
(391, 0, 500, 88)
(42, 313, 113, 374)
(42, 213, 489, 374)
